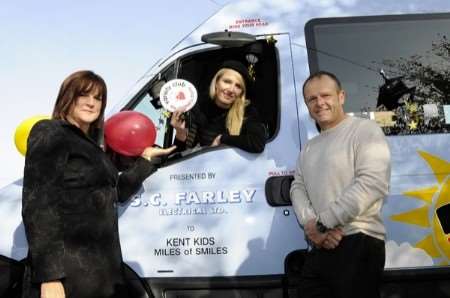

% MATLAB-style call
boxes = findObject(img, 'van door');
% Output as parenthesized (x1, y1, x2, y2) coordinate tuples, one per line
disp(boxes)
(117, 33, 306, 280)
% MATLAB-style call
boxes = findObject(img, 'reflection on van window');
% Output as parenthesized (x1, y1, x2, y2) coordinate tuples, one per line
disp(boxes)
(129, 65, 176, 149)
(133, 93, 167, 147)
(305, 14, 450, 135)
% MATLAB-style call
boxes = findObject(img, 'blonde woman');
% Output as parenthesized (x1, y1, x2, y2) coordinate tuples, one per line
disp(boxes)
(171, 60, 266, 153)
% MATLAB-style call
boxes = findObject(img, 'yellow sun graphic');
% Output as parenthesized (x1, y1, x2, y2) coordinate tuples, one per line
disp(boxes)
(391, 150, 450, 265)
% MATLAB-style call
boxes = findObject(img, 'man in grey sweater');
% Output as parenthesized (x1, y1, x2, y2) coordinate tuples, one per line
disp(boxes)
(290, 71, 391, 298)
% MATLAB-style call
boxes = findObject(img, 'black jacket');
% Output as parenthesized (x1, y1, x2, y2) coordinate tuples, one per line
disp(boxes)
(175, 99, 267, 153)
(21, 119, 157, 298)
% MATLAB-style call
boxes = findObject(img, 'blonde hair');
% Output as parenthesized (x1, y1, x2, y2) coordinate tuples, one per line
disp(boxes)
(209, 68, 249, 135)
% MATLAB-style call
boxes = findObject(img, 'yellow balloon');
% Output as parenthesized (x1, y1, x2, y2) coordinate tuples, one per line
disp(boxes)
(14, 115, 50, 156)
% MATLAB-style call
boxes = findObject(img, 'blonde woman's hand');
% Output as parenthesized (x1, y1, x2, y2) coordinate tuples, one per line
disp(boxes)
(211, 135, 222, 147)
(170, 110, 188, 141)
(141, 146, 177, 160)
(41, 281, 65, 298)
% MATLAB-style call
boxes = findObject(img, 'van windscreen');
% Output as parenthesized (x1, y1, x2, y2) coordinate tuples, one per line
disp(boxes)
(305, 13, 450, 135)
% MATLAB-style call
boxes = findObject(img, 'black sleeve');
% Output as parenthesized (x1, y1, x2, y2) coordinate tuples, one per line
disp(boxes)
(173, 137, 187, 152)
(172, 106, 204, 152)
(116, 157, 159, 202)
(22, 120, 67, 283)
(220, 106, 267, 153)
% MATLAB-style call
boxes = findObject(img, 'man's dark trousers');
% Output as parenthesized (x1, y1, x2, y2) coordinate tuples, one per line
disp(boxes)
(299, 232, 385, 298)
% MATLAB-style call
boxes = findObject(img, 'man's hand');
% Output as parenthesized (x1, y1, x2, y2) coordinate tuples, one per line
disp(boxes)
(322, 228, 344, 249)
(305, 218, 328, 247)
(41, 281, 65, 298)
(305, 218, 344, 249)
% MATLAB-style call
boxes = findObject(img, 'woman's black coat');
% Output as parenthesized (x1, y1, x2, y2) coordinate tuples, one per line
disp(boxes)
(21, 119, 157, 298)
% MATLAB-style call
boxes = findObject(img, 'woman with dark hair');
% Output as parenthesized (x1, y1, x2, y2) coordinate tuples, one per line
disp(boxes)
(21, 70, 175, 298)
(170, 60, 266, 153)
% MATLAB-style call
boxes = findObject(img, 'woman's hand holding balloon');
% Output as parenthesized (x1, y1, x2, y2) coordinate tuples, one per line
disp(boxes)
(141, 145, 177, 161)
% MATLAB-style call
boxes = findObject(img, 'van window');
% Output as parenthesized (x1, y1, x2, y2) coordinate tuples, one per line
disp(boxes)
(126, 39, 279, 161)
(305, 13, 450, 135)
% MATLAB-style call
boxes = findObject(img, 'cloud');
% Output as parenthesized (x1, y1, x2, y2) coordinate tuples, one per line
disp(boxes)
(385, 240, 433, 268)
(338, 0, 359, 6)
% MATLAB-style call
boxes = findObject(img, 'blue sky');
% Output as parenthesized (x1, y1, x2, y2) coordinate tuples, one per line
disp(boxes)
(0, 0, 233, 187)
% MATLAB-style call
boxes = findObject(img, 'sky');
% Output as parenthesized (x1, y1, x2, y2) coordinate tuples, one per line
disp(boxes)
(0, 0, 233, 187)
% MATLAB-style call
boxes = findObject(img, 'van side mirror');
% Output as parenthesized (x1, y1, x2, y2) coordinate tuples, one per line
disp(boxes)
(148, 80, 166, 109)
(265, 176, 294, 206)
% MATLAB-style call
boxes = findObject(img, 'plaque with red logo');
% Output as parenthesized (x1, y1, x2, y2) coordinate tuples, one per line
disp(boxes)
(159, 79, 198, 112)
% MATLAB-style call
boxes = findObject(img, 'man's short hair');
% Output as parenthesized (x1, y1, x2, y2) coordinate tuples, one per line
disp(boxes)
(302, 71, 342, 97)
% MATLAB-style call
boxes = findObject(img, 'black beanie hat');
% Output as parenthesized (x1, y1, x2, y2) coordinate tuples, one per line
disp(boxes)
(220, 60, 253, 89)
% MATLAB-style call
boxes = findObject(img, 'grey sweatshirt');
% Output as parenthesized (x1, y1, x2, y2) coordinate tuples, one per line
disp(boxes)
(290, 116, 391, 240)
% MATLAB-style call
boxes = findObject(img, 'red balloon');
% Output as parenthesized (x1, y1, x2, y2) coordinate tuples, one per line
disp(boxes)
(104, 111, 156, 156)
